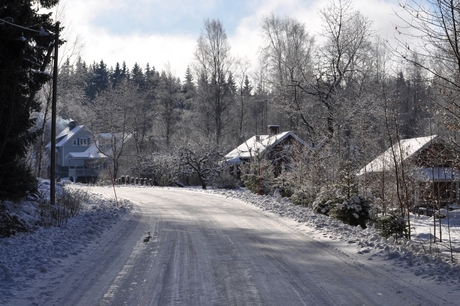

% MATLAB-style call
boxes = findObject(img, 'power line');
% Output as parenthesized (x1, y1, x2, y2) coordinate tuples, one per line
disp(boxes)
(0, 17, 53, 36)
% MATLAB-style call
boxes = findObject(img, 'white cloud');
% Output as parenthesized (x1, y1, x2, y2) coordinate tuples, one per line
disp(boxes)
(53, 0, 406, 79)
(82, 30, 197, 76)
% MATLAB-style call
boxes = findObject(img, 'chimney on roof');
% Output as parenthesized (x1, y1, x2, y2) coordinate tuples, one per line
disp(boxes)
(268, 125, 279, 136)
(68, 121, 77, 131)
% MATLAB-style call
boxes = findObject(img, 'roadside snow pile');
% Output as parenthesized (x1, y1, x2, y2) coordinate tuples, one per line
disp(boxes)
(202, 188, 460, 287)
(0, 182, 132, 305)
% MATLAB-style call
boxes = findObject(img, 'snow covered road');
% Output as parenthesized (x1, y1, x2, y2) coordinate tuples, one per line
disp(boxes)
(4, 186, 460, 305)
(40, 187, 455, 305)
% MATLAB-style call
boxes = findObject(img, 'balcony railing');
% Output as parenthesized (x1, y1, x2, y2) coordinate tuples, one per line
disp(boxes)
(68, 168, 98, 178)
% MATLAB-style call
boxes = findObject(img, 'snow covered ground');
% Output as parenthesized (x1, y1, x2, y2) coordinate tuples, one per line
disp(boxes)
(0, 181, 133, 305)
(1, 181, 460, 305)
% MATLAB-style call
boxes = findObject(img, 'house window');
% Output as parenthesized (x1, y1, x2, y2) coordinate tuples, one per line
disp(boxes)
(72, 139, 78, 146)
(80, 138, 88, 146)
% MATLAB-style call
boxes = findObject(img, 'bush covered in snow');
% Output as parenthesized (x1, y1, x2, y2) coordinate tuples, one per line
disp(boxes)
(309, 186, 372, 228)
(0, 206, 30, 237)
(212, 169, 241, 189)
(328, 195, 371, 228)
(373, 211, 408, 238)
(241, 173, 270, 195)
(290, 187, 316, 206)
(131, 153, 179, 186)
(310, 186, 336, 214)
(0, 180, 92, 237)
(37, 187, 90, 227)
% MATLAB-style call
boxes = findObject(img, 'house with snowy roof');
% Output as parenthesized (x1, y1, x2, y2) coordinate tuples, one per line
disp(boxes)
(47, 122, 124, 183)
(357, 135, 460, 206)
(225, 125, 306, 177)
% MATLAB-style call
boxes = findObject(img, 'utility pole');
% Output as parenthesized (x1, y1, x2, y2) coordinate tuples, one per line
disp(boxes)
(50, 22, 59, 206)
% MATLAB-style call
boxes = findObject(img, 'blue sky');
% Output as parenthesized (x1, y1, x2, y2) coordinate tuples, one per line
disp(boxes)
(55, 0, 403, 78)
(91, 0, 255, 36)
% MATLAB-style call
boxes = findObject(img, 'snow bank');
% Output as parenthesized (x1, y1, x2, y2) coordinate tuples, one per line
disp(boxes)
(0, 182, 132, 305)
(201, 188, 460, 287)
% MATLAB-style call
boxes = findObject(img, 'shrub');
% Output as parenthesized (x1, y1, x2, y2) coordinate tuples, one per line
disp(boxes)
(242, 173, 268, 194)
(241, 159, 275, 195)
(311, 187, 337, 214)
(271, 176, 294, 198)
(58, 188, 88, 218)
(39, 187, 89, 226)
(310, 185, 373, 228)
(0, 203, 29, 237)
(212, 170, 240, 189)
(328, 195, 371, 228)
(373, 211, 408, 239)
(130, 153, 179, 187)
(290, 188, 316, 206)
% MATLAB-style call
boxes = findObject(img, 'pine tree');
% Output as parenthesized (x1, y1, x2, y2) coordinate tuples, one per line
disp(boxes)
(86, 60, 109, 100)
(145, 63, 160, 91)
(0, 0, 60, 200)
(181, 66, 195, 110)
(225, 71, 237, 99)
(131, 62, 145, 89)
(111, 62, 123, 88)
(243, 75, 252, 97)
(183, 66, 195, 95)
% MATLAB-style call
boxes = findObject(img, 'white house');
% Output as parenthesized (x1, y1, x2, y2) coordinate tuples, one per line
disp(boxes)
(47, 122, 114, 182)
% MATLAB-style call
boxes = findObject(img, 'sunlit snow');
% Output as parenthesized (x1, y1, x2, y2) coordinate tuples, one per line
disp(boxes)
(1, 181, 460, 304)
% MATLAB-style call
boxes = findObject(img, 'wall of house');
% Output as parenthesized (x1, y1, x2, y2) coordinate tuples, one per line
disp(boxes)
(414, 143, 458, 168)
(59, 130, 91, 168)
(267, 136, 303, 176)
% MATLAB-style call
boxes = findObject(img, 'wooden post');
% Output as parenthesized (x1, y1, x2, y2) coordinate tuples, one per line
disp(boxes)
(50, 22, 59, 206)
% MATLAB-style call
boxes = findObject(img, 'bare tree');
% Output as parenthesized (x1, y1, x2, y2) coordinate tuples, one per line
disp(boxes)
(313, 0, 374, 147)
(194, 19, 235, 148)
(233, 57, 252, 143)
(178, 146, 223, 190)
(260, 14, 315, 135)
(260, 0, 373, 152)
(394, 0, 460, 136)
(259, 0, 375, 195)
(157, 70, 180, 150)
(87, 79, 136, 179)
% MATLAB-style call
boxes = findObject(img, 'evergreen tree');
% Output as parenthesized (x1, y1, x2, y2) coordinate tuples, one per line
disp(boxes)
(0, 0, 60, 200)
(131, 62, 145, 89)
(57, 57, 88, 122)
(111, 62, 122, 88)
(74, 57, 89, 90)
(243, 75, 252, 97)
(225, 71, 237, 99)
(181, 66, 195, 110)
(86, 60, 109, 100)
(183, 66, 195, 94)
(145, 63, 160, 90)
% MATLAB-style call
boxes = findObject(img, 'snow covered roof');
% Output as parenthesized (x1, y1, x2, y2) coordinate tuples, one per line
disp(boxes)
(55, 125, 86, 147)
(225, 131, 305, 164)
(357, 135, 438, 176)
(66, 144, 106, 160)
(45, 125, 89, 149)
